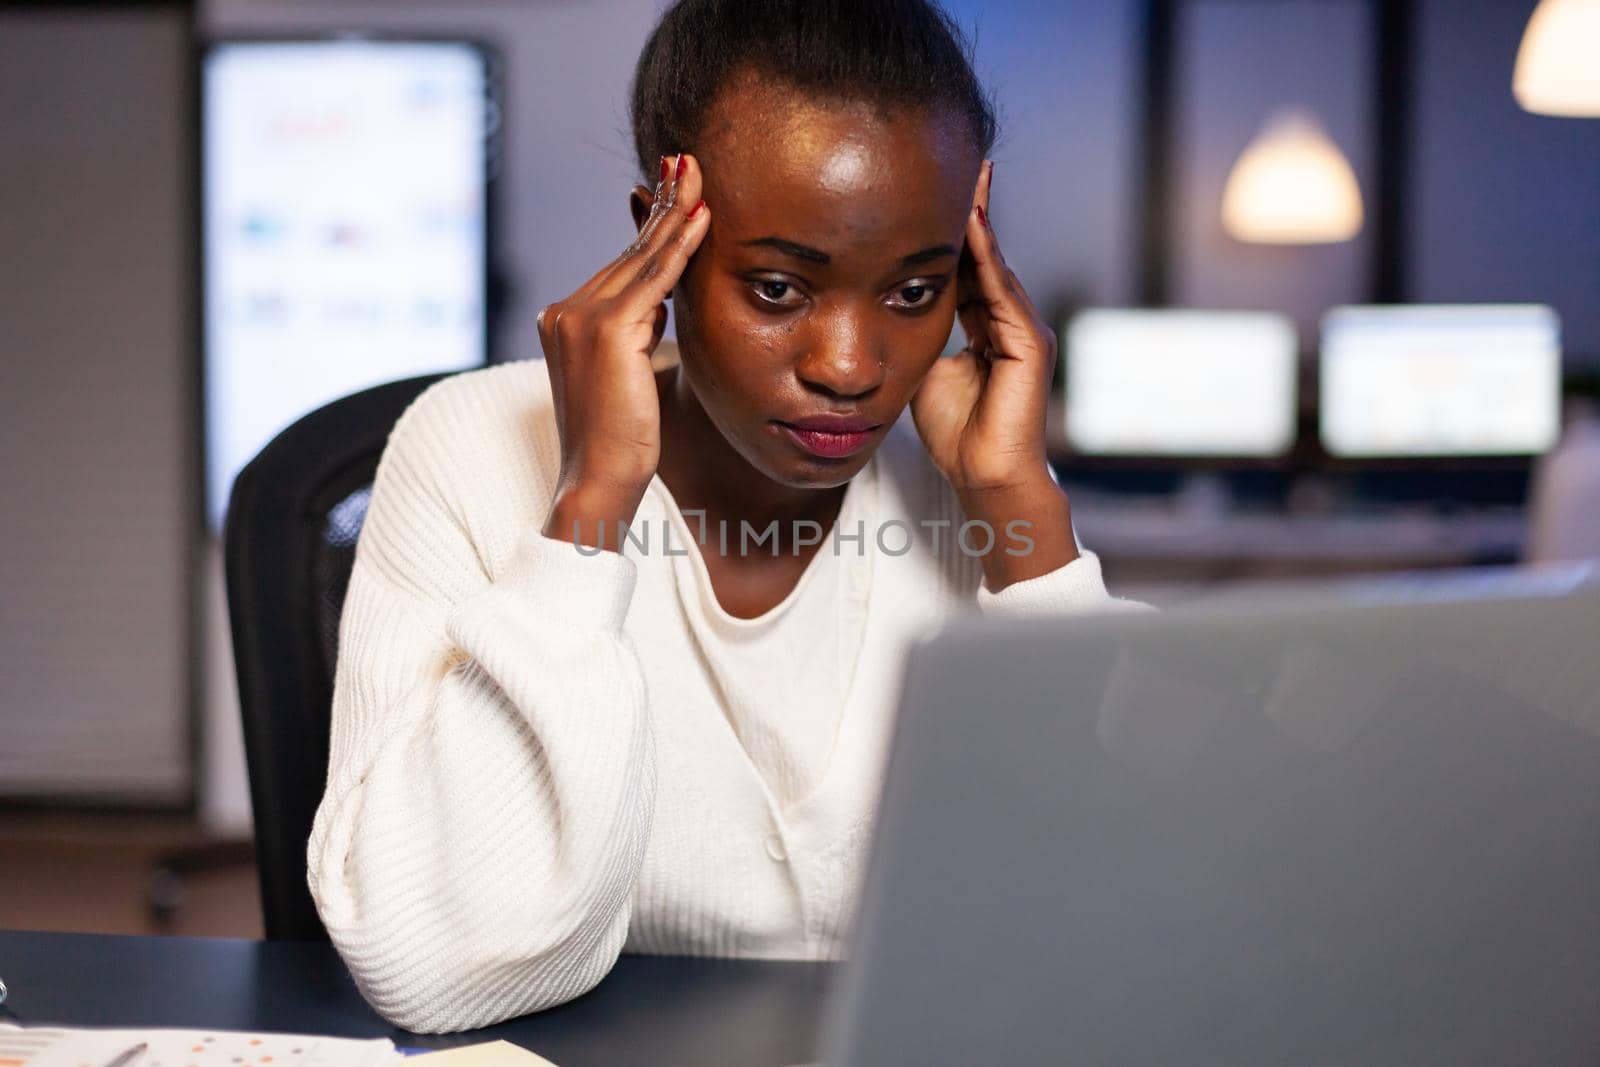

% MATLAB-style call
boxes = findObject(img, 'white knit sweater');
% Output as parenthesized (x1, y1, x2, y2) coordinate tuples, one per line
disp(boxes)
(307, 358, 1144, 1033)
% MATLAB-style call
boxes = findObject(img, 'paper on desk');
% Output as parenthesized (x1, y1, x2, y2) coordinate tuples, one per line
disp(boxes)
(406, 1042, 556, 1067)
(0, 1024, 403, 1067)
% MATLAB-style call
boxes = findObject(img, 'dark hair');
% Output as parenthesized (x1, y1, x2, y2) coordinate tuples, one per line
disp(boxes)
(629, 0, 997, 181)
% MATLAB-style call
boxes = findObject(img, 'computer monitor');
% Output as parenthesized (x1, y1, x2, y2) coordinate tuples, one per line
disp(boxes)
(202, 38, 494, 532)
(1062, 309, 1299, 459)
(1319, 304, 1562, 459)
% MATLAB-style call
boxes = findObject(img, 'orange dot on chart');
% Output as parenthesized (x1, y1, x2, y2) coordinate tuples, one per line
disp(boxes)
(249, 1043, 261, 1048)
(193, 1048, 205, 1053)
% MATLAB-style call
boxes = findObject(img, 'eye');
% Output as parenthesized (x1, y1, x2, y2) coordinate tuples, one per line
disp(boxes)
(751, 278, 806, 308)
(886, 281, 942, 310)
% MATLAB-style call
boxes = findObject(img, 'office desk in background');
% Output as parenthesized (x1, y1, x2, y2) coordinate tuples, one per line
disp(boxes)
(0, 931, 830, 1067)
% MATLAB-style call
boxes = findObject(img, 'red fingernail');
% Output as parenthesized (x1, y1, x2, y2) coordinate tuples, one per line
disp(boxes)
(675, 153, 687, 180)
(688, 199, 706, 219)
(976, 204, 989, 228)
(659, 155, 669, 183)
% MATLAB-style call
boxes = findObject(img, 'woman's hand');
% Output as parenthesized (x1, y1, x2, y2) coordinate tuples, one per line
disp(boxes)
(538, 153, 709, 551)
(910, 160, 1077, 591)
(910, 158, 1057, 496)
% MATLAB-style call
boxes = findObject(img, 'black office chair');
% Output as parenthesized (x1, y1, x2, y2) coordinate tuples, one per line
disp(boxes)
(224, 371, 455, 941)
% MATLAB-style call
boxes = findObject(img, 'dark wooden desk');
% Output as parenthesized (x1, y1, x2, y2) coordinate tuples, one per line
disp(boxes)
(0, 931, 831, 1067)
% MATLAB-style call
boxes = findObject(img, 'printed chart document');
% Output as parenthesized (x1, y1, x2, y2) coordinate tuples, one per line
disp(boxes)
(0, 1028, 557, 1067)
(0, 1026, 403, 1067)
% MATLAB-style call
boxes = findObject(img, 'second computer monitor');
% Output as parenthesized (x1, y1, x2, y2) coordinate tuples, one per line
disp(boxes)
(1063, 309, 1299, 458)
(1319, 304, 1562, 459)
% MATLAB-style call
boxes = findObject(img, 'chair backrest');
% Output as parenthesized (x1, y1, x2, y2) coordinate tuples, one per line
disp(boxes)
(224, 372, 453, 941)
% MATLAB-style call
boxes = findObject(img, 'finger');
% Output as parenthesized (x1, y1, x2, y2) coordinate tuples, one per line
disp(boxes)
(617, 193, 710, 315)
(539, 153, 704, 363)
(951, 158, 1000, 354)
(572, 154, 677, 308)
(956, 282, 991, 359)
(562, 156, 675, 305)
(954, 248, 990, 354)
(626, 153, 686, 260)
(649, 301, 669, 354)
(972, 156, 993, 217)
(540, 223, 646, 346)
(607, 153, 711, 311)
(971, 159, 1042, 323)
(537, 155, 683, 358)
(601, 151, 704, 299)
(964, 202, 1040, 356)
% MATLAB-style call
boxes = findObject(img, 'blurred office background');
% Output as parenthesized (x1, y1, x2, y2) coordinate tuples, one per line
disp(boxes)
(2, 0, 1597, 935)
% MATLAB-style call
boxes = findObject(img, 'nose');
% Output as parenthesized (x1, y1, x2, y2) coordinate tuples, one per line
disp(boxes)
(793, 303, 886, 399)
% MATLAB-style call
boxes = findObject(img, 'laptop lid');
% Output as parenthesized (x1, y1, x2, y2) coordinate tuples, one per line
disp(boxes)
(824, 567, 1600, 1066)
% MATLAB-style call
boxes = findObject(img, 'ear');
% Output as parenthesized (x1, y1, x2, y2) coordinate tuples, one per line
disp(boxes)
(629, 184, 653, 234)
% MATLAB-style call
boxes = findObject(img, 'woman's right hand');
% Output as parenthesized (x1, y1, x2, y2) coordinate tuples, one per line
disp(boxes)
(537, 152, 709, 550)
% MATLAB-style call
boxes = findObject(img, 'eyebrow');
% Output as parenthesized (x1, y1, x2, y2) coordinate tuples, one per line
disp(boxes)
(742, 236, 959, 269)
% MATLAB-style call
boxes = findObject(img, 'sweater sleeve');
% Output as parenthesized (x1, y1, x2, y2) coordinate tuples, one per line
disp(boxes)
(305, 397, 655, 1034)
(974, 548, 1155, 617)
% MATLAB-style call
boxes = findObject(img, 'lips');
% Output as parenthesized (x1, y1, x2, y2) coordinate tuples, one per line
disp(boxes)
(783, 414, 880, 433)
(776, 414, 881, 459)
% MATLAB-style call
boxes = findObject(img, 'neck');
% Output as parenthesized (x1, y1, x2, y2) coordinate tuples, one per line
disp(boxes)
(654, 362, 848, 546)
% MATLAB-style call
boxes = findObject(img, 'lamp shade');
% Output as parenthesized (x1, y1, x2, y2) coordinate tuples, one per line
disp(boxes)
(1514, 0, 1600, 117)
(1221, 111, 1364, 245)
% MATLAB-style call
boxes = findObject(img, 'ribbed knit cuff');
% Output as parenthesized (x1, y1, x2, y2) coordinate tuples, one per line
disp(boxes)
(975, 549, 1130, 617)
(483, 526, 641, 632)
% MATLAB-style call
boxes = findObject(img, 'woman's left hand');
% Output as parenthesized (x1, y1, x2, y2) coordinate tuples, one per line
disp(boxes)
(910, 159, 1058, 496)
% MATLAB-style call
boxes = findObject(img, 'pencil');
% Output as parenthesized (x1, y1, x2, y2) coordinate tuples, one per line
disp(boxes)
(102, 1043, 148, 1067)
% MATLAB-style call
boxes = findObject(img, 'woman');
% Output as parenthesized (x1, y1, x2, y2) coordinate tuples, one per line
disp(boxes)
(308, 0, 1146, 1034)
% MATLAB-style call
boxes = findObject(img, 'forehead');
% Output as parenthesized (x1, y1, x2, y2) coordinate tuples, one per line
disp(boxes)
(696, 85, 981, 264)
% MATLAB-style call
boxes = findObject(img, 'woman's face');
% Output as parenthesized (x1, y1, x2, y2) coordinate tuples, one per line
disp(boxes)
(661, 86, 983, 491)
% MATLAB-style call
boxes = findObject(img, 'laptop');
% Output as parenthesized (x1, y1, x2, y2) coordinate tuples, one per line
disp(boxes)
(822, 564, 1600, 1066)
